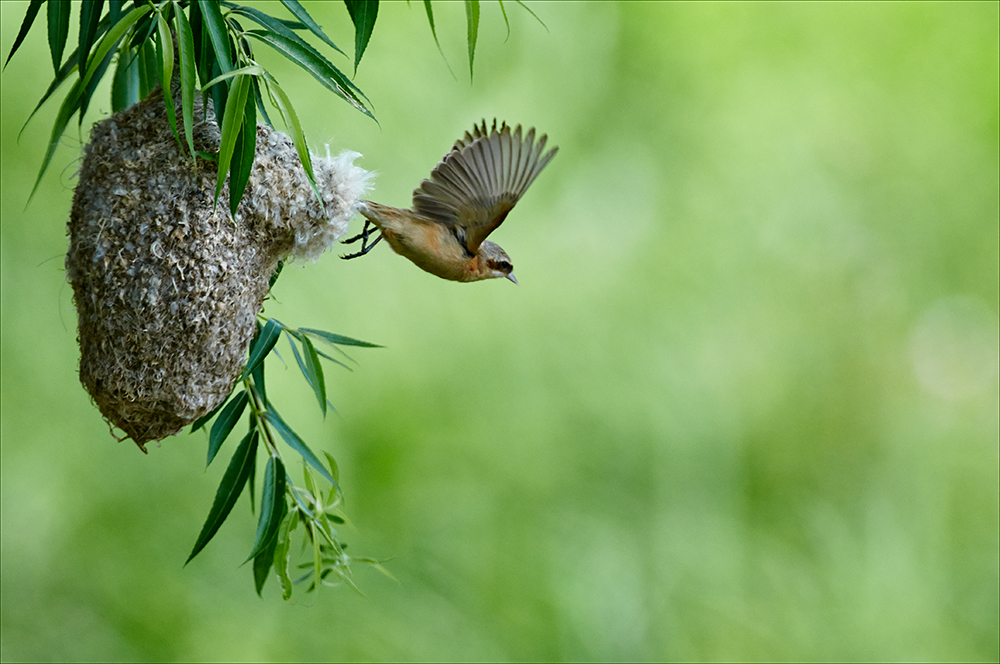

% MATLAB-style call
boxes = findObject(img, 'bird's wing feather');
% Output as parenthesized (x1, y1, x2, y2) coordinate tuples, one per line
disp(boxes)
(412, 120, 558, 254)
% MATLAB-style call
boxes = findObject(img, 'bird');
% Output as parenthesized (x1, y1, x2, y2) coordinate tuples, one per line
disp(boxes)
(341, 120, 557, 284)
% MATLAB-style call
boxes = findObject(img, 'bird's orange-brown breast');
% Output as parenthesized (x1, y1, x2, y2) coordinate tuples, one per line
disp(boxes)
(380, 216, 472, 281)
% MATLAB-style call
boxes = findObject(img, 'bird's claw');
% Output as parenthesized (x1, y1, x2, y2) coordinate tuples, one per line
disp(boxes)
(341, 220, 383, 259)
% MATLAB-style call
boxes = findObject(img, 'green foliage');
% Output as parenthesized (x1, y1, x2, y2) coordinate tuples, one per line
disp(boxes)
(207, 389, 247, 466)
(185, 429, 257, 564)
(28, 3, 150, 199)
(46, 0, 69, 73)
(8, 0, 370, 210)
(181, 315, 387, 594)
(344, 0, 376, 75)
(6, 0, 541, 204)
(464, 0, 478, 81)
(4, 0, 41, 68)
(187, 316, 380, 597)
(246, 456, 285, 563)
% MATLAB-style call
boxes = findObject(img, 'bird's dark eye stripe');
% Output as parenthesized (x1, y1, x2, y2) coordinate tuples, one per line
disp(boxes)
(486, 258, 512, 272)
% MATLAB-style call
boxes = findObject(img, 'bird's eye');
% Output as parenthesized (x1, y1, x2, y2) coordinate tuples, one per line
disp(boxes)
(487, 259, 509, 272)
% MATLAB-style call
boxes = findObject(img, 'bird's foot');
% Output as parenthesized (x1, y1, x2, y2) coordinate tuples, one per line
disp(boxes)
(341, 220, 383, 259)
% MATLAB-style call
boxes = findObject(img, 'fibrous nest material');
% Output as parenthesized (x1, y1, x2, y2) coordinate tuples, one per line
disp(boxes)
(66, 83, 372, 451)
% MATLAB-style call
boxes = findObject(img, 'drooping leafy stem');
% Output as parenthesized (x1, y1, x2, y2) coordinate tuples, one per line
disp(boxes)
(187, 312, 390, 598)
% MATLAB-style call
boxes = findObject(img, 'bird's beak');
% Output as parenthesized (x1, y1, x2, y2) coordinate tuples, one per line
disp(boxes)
(506, 273, 519, 285)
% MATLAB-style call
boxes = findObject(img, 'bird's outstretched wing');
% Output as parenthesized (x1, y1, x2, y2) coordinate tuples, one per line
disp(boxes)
(412, 120, 558, 255)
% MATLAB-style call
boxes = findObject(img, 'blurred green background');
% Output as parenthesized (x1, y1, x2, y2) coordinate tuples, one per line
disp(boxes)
(2, 2, 998, 661)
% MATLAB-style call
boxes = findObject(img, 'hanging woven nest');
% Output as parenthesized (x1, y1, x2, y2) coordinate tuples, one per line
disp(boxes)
(66, 83, 372, 451)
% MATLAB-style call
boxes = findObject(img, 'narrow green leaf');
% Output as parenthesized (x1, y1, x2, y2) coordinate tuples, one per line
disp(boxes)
(344, 0, 378, 75)
(137, 40, 157, 99)
(80, 3, 150, 94)
(306, 337, 354, 367)
(190, 0, 213, 87)
(422, 1, 438, 46)
(322, 451, 341, 486)
(243, 318, 281, 381)
(301, 336, 327, 417)
(156, 13, 179, 141)
(246, 411, 258, 512)
(214, 72, 251, 208)
(314, 347, 351, 372)
(311, 525, 323, 591)
(174, 6, 198, 160)
(421, 0, 455, 79)
(314, 514, 341, 549)
(279, 0, 344, 55)
(111, 46, 140, 111)
(208, 389, 248, 467)
(365, 561, 398, 582)
(76, 45, 114, 126)
(299, 327, 382, 348)
(47, 0, 70, 74)
(191, 391, 230, 433)
(4, 0, 43, 69)
(246, 30, 372, 120)
(323, 451, 343, 506)
(191, 3, 227, 127)
(156, 12, 175, 86)
(246, 457, 287, 562)
(497, 0, 510, 42)
(251, 347, 267, 403)
(264, 407, 337, 486)
(186, 430, 258, 564)
(18, 48, 77, 140)
(273, 509, 299, 599)
(303, 464, 320, 509)
(253, 499, 284, 595)
(87, 5, 148, 123)
(250, 76, 273, 128)
(29, 3, 150, 197)
(200, 64, 264, 94)
(230, 16, 250, 56)
(250, 308, 265, 344)
(29, 76, 82, 201)
(230, 16, 361, 106)
(208, 62, 228, 127)
(228, 5, 343, 57)
(464, 0, 479, 82)
(261, 73, 323, 204)
(286, 331, 313, 388)
(78, 0, 104, 77)
(267, 260, 283, 291)
(514, 0, 548, 31)
(286, 479, 316, 518)
(197, 0, 233, 74)
(127, 11, 158, 51)
(108, 0, 122, 25)
(274, 19, 307, 31)
(229, 90, 257, 216)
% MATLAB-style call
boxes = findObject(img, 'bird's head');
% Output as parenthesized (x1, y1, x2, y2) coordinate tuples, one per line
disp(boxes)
(478, 240, 518, 284)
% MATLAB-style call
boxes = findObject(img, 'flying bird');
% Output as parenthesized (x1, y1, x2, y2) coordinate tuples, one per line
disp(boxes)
(342, 120, 558, 284)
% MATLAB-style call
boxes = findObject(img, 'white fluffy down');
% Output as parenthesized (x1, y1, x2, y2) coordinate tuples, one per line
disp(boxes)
(247, 134, 375, 263)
